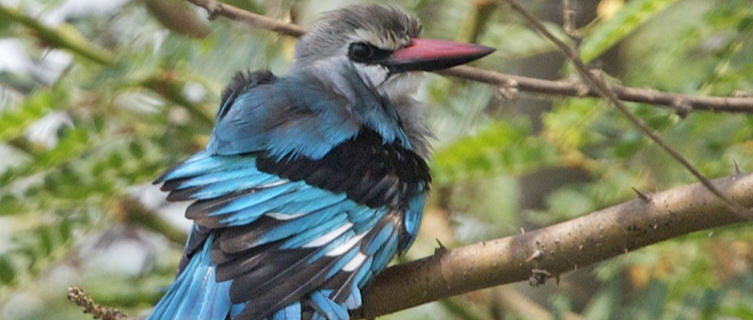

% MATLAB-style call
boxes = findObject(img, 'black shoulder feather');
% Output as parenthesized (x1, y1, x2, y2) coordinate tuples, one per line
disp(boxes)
(217, 70, 276, 120)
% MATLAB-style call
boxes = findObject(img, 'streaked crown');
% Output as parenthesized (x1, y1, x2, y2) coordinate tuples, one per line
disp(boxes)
(295, 5, 421, 66)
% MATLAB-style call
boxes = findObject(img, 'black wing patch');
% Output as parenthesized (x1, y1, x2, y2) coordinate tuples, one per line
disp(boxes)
(256, 128, 430, 210)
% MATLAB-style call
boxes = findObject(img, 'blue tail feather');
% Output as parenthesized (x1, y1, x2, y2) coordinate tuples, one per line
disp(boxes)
(147, 235, 232, 320)
(271, 302, 301, 320)
(310, 290, 349, 320)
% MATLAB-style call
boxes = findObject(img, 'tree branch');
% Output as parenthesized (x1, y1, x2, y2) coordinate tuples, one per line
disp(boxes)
(437, 66, 753, 113)
(184, 0, 304, 37)
(183, 0, 753, 114)
(112, 198, 187, 245)
(0, 5, 114, 65)
(356, 172, 753, 317)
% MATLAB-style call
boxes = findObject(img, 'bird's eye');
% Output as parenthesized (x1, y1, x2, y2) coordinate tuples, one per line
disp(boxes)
(349, 43, 373, 62)
(348, 42, 392, 63)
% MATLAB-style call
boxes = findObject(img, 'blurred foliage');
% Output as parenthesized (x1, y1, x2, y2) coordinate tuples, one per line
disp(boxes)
(579, 0, 679, 63)
(0, 0, 752, 319)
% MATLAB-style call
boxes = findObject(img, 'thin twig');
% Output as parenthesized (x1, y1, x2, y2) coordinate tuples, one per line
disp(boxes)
(561, 0, 579, 42)
(67, 286, 128, 320)
(500, 0, 752, 220)
(0, 5, 114, 65)
(180, 0, 753, 114)
(185, 0, 304, 37)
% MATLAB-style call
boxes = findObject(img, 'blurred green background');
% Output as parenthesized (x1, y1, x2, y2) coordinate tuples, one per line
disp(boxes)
(1, 0, 752, 319)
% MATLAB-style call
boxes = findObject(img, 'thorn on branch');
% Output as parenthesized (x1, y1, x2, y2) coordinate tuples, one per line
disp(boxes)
(588, 68, 611, 83)
(528, 268, 551, 287)
(67, 286, 128, 320)
(434, 238, 448, 255)
(632, 187, 653, 204)
(734, 160, 742, 175)
(561, 0, 581, 44)
(206, 1, 222, 20)
(525, 248, 542, 263)
(672, 98, 692, 119)
(564, 75, 589, 97)
(575, 83, 590, 97)
(499, 79, 519, 100)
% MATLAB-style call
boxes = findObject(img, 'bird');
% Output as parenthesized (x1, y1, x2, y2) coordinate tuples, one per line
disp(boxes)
(147, 4, 493, 320)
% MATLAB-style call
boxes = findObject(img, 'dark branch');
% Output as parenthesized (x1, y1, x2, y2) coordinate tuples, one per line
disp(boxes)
(356, 172, 753, 317)
(438, 66, 753, 113)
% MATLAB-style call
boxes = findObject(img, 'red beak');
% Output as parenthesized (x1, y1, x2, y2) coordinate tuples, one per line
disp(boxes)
(385, 38, 495, 72)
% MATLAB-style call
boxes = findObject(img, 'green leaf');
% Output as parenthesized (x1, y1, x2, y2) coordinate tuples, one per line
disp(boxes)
(0, 127, 91, 187)
(38, 225, 55, 255)
(0, 211, 93, 293)
(583, 278, 620, 320)
(623, 281, 668, 319)
(431, 119, 556, 184)
(580, 0, 680, 63)
(0, 195, 27, 216)
(0, 257, 15, 284)
(0, 87, 67, 143)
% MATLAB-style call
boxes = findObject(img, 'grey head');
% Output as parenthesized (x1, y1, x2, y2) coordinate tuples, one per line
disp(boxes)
(293, 5, 492, 83)
(293, 5, 425, 98)
(291, 5, 493, 157)
(295, 5, 421, 66)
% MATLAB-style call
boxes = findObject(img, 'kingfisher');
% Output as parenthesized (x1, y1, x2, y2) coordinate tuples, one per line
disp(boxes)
(148, 5, 493, 320)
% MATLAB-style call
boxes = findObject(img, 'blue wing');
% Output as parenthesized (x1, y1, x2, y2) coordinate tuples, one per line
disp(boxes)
(205, 65, 412, 160)
(147, 71, 429, 320)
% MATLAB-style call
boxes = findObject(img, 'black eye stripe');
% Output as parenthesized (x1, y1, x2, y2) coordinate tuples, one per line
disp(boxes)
(348, 42, 392, 63)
